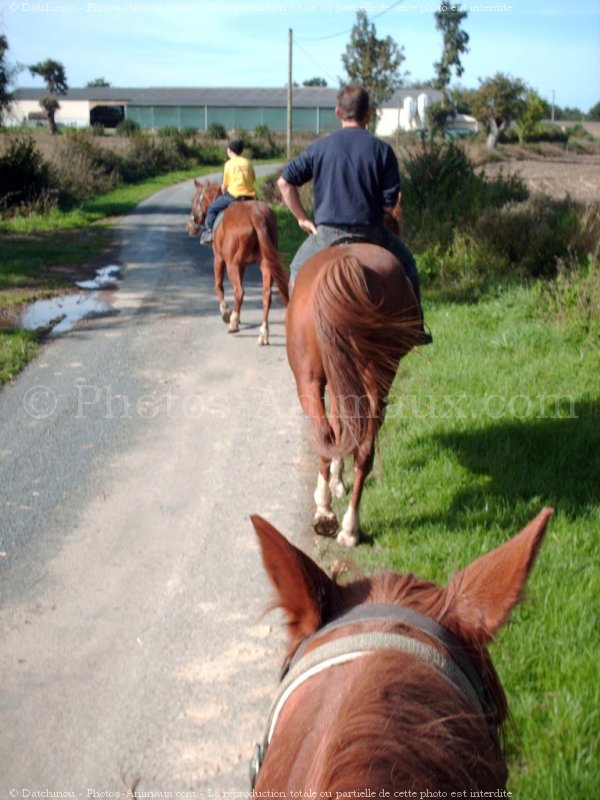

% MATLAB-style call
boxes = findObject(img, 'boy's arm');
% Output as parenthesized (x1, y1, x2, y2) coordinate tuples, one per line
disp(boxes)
(221, 162, 230, 193)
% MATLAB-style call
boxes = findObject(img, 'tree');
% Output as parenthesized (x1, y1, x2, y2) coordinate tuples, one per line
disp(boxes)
(302, 77, 327, 87)
(588, 101, 600, 121)
(469, 72, 527, 148)
(433, 6, 469, 92)
(560, 106, 585, 121)
(341, 10, 406, 131)
(29, 59, 68, 133)
(515, 90, 550, 144)
(0, 34, 17, 125)
(86, 78, 111, 87)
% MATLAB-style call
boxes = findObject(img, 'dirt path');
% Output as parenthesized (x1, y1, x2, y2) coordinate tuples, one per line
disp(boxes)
(0, 173, 314, 794)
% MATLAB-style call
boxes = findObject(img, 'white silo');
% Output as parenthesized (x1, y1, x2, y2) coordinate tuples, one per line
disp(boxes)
(401, 96, 416, 130)
(417, 93, 430, 129)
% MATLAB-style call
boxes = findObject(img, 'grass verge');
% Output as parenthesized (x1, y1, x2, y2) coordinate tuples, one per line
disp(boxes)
(317, 284, 599, 799)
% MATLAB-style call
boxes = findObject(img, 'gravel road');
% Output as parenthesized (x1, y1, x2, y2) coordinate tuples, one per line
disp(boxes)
(0, 169, 314, 795)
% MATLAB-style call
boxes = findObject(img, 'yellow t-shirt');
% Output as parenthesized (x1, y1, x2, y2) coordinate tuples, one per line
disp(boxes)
(223, 155, 256, 197)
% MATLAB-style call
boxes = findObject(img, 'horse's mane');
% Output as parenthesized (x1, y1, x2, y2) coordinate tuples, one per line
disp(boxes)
(316, 653, 507, 793)
(266, 571, 509, 792)
(200, 181, 222, 203)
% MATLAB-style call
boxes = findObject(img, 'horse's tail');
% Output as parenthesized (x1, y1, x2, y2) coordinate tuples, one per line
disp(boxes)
(252, 206, 290, 306)
(313, 253, 415, 459)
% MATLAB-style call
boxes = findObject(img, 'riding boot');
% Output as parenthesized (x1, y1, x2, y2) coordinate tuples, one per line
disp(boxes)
(409, 273, 433, 346)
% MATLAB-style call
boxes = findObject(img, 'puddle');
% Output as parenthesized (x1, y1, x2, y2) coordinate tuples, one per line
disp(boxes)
(20, 265, 122, 335)
(75, 264, 122, 290)
(21, 294, 118, 335)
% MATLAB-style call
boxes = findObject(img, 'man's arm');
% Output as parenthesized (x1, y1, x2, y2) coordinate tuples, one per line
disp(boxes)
(277, 175, 317, 236)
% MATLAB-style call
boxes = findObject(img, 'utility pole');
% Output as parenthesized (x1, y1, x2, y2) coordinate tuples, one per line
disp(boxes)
(287, 28, 292, 160)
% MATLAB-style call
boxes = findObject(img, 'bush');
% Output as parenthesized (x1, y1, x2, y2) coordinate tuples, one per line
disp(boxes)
(473, 196, 581, 277)
(399, 140, 528, 250)
(250, 125, 285, 159)
(542, 255, 600, 336)
(0, 134, 57, 213)
(158, 126, 180, 139)
(54, 129, 121, 204)
(418, 233, 510, 302)
(116, 118, 141, 137)
(207, 122, 227, 139)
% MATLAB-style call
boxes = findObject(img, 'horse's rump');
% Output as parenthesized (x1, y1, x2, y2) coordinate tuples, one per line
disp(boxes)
(310, 244, 421, 457)
(219, 200, 289, 306)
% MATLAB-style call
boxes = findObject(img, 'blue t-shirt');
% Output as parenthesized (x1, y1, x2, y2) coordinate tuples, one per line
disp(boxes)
(282, 127, 401, 227)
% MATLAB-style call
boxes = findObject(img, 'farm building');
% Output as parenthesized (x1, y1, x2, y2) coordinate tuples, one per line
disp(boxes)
(9, 86, 443, 136)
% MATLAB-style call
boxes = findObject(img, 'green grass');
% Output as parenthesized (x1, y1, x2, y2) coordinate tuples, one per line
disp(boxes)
(330, 285, 599, 799)
(0, 328, 39, 383)
(270, 203, 598, 797)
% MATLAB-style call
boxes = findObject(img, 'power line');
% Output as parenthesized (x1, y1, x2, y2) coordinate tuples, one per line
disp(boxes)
(295, 0, 408, 42)
(293, 37, 339, 85)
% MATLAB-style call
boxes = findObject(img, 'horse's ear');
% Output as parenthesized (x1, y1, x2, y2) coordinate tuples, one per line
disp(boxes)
(194, 179, 201, 188)
(446, 508, 553, 644)
(251, 515, 335, 646)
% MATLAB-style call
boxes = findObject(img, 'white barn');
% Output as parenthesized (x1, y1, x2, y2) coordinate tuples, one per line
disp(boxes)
(8, 86, 443, 137)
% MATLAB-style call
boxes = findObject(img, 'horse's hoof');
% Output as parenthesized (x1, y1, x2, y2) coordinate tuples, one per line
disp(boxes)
(257, 336, 269, 346)
(336, 529, 359, 548)
(228, 324, 240, 334)
(219, 302, 231, 323)
(313, 513, 339, 538)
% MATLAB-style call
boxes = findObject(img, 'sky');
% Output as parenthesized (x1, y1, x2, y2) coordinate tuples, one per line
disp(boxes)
(2, 0, 599, 113)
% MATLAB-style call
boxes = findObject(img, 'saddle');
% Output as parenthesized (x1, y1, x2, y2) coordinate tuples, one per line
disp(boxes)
(330, 228, 390, 251)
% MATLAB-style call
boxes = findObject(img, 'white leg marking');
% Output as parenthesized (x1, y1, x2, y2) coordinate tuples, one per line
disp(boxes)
(228, 311, 240, 333)
(337, 505, 360, 547)
(314, 472, 333, 516)
(257, 321, 269, 346)
(329, 458, 346, 498)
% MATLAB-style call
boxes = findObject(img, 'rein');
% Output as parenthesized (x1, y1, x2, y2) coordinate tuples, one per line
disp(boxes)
(250, 603, 498, 788)
(189, 188, 205, 228)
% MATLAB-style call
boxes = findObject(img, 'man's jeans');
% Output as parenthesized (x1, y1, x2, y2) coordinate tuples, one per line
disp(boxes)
(289, 224, 421, 302)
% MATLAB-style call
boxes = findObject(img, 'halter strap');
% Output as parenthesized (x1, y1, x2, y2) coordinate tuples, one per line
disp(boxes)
(287, 604, 487, 706)
(250, 603, 498, 788)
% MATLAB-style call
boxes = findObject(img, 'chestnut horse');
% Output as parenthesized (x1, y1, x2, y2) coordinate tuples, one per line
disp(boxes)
(286, 243, 422, 546)
(250, 508, 553, 794)
(187, 180, 289, 345)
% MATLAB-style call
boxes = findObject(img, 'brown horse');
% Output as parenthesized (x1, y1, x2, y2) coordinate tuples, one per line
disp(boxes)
(286, 243, 422, 546)
(250, 507, 553, 794)
(187, 180, 289, 345)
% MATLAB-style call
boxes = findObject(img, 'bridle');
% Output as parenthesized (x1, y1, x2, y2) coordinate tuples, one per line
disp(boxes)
(249, 603, 500, 788)
(188, 187, 206, 231)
